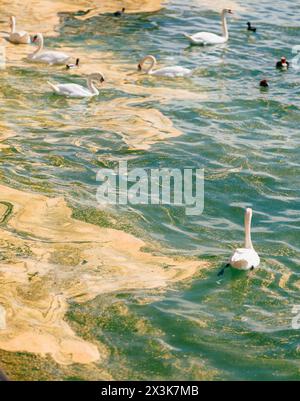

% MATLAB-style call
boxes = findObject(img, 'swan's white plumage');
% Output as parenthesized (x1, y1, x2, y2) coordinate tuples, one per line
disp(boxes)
(31, 51, 70, 65)
(228, 208, 260, 271)
(48, 83, 92, 97)
(184, 9, 233, 45)
(9, 16, 30, 44)
(9, 31, 30, 45)
(48, 72, 105, 98)
(151, 66, 192, 77)
(229, 248, 260, 271)
(28, 33, 70, 65)
(184, 32, 227, 45)
(138, 55, 191, 78)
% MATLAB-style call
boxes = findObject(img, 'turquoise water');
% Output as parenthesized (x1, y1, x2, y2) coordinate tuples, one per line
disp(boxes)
(1, 0, 300, 380)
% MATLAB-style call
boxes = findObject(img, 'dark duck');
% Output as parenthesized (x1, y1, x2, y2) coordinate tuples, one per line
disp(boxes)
(114, 8, 125, 17)
(66, 58, 80, 70)
(247, 22, 256, 32)
(259, 79, 269, 88)
(276, 56, 289, 70)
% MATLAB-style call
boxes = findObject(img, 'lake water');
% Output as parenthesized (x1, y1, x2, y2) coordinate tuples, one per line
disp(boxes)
(0, 0, 300, 380)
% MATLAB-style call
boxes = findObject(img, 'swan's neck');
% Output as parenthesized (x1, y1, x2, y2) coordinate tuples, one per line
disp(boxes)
(147, 57, 156, 74)
(10, 18, 16, 33)
(87, 77, 99, 95)
(33, 35, 44, 55)
(244, 212, 253, 249)
(221, 11, 229, 39)
(142, 56, 156, 74)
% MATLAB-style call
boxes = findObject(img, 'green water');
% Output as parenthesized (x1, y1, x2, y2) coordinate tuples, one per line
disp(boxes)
(1, 0, 300, 380)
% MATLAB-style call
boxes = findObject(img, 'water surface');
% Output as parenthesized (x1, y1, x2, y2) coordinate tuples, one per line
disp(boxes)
(0, 0, 300, 380)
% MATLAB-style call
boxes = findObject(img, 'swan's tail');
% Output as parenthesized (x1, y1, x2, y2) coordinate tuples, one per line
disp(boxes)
(47, 81, 59, 93)
(183, 32, 193, 42)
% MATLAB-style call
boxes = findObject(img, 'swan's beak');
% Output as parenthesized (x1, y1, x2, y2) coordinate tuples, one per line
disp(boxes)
(32, 35, 38, 43)
(100, 77, 105, 83)
(137, 64, 142, 71)
(228, 9, 233, 14)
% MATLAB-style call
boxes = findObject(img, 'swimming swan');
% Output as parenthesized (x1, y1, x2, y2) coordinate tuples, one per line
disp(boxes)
(138, 55, 191, 77)
(47, 72, 105, 97)
(184, 9, 233, 45)
(229, 208, 260, 270)
(218, 208, 260, 276)
(29, 33, 71, 65)
(9, 16, 31, 44)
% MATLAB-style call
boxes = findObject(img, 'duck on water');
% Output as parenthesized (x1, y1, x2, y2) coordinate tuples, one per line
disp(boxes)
(66, 58, 80, 70)
(114, 8, 126, 17)
(276, 56, 289, 70)
(247, 22, 256, 32)
(260, 79, 269, 88)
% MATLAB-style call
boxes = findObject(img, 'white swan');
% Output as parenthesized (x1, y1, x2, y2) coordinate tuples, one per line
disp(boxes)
(184, 9, 233, 45)
(47, 72, 105, 98)
(138, 55, 192, 77)
(218, 208, 260, 276)
(229, 208, 260, 270)
(28, 33, 71, 65)
(9, 16, 31, 44)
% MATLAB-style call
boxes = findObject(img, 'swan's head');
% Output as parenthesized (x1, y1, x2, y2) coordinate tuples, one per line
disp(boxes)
(245, 208, 253, 219)
(223, 9, 233, 14)
(122, 8, 126, 12)
(247, 22, 251, 27)
(89, 72, 105, 84)
(32, 33, 43, 44)
(281, 56, 287, 63)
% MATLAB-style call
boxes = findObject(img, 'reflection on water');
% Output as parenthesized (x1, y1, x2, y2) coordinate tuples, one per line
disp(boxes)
(0, 0, 300, 381)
